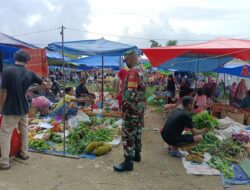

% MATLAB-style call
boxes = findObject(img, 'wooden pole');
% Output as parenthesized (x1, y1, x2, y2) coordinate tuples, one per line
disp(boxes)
(60, 25, 66, 157)
(101, 56, 104, 109)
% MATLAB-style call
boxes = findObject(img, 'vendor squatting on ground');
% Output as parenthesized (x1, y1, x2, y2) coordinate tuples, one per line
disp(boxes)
(161, 96, 209, 158)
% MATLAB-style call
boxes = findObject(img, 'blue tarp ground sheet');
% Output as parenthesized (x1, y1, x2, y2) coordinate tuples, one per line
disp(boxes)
(158, 56, 233, 72)
(29, 148, 96, 160)
(221, 164, 250, 188)
(48, 38, 140, 56)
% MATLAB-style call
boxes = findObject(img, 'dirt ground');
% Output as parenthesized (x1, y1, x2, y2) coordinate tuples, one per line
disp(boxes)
(0, 106, 249, 190)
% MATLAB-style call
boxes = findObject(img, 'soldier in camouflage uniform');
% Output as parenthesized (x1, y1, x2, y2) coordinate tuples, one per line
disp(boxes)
(113, 50, 146, 172)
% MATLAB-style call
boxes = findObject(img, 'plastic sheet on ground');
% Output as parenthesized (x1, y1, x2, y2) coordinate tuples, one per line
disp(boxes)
(182, 153, 220, 176)
(218, 117, 246, 130)
(80, 153, 96, 159)
(220, 164, 250, 188)
(216, 117, 248, 140)
(109, 137, 122, 147)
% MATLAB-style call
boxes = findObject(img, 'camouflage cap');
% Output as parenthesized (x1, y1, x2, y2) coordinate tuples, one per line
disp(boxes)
(123, 50, 137, 61)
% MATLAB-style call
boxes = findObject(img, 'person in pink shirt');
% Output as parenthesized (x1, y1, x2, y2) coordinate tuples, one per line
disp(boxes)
(194, 88, 211, 111)
(235, 79, 247, 104)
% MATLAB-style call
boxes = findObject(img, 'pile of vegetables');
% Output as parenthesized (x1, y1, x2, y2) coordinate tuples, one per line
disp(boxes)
(232, 133, 250, 143)
(203, 137, 244, 179)
(193, 111, 219, 130)
(85, 117, 118, 128)
(85, 141, 112, 156)
(29, 139, 51, 151)
(190, 112, 247, 179)
(208, 156, 234, 179)
(210, 138, 244, 162)
(193, 132, 221, 153)
(66, 123, 113, 155)
(186, 152, 204, 164)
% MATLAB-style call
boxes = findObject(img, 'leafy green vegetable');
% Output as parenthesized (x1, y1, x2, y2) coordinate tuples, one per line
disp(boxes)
(46, 129, 63, 143)
(207, 138, 245, 179)
(193, 132, 221, 153)
(210, 138, 244, 162)
(66, 123, 113, 155)
(193, 111, 219, 130)
(29, 139, 51, 151)
(208, 156, 234, 179)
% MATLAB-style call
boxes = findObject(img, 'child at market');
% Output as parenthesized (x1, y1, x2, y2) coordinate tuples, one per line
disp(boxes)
(49, 87, 93, 118)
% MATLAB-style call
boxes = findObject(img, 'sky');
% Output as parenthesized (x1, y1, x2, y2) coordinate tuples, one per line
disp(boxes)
(0, 0, 250, 48)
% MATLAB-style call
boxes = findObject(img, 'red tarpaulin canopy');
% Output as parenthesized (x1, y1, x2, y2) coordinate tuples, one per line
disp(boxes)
(141, 38, 250, 67)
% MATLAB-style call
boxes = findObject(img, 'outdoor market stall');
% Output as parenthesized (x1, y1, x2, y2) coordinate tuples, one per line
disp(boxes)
(176, 111, 250, 187)
(23, 38, 140, 158)
(142, 37, 250, 67)
(0, 32, 48, 77)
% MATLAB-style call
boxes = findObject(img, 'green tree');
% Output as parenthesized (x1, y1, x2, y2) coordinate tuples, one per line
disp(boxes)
(149, 40, 161, 47)
(166, 40, 178, 46)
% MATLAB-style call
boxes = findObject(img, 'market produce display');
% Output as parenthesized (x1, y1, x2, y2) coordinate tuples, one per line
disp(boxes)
(29, 139, 51, 151)
(232, 133, 250, 143)
(93, 143, 112, 156)
(193, 111, 219, 130)
(186, 152, 204, 164)
(193, 132, 221, 153)
(190, 112, 250, 179)
(28, 115, 121, 156)
(210, 138, 244, 163)
(208, 156, 234, 179)
(193, 135, 246, 179)
(66, 122, 113, 155)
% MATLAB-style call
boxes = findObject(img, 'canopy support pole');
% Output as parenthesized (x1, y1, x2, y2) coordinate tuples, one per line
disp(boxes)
(60, 25, 66, 157)
(101, 56, 104, 109)
(224, 73, 226, 104)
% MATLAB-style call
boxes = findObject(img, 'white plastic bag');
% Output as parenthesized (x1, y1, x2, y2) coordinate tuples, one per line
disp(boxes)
(68, 117, 78, 128)
(77, 111, 91, 123)
(110, 100, 119, 110)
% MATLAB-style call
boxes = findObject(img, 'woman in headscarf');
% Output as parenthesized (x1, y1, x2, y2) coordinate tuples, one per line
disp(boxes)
(31, 96, 52, 116)
(229, 82, 237, 105)
(235, 79, 248, 105)
(117, 68, 128, 109)
(166, 75, 176, 104)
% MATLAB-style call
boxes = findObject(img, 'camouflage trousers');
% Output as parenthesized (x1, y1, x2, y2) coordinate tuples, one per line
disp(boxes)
(122, 118, 143, 159)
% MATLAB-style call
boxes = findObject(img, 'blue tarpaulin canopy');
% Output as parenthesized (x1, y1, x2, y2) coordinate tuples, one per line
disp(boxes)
(46, 49, 71, 62)
(0, 32, 38, 65)
(72, 56, 122, 71)
(48, 38, 139, 56)
(72, 55, 120, 66)
(0, 45, 19, 64)
(158, 55, 233, 72)
(214, 64, 250, 78)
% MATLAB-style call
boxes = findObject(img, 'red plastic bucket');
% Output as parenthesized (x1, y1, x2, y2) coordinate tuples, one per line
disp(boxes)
(0, 115, 22, 157)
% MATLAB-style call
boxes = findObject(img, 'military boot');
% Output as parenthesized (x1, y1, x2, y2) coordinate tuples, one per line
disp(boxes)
(113, 157, 133, 172)
(133, 151, 141, 162)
